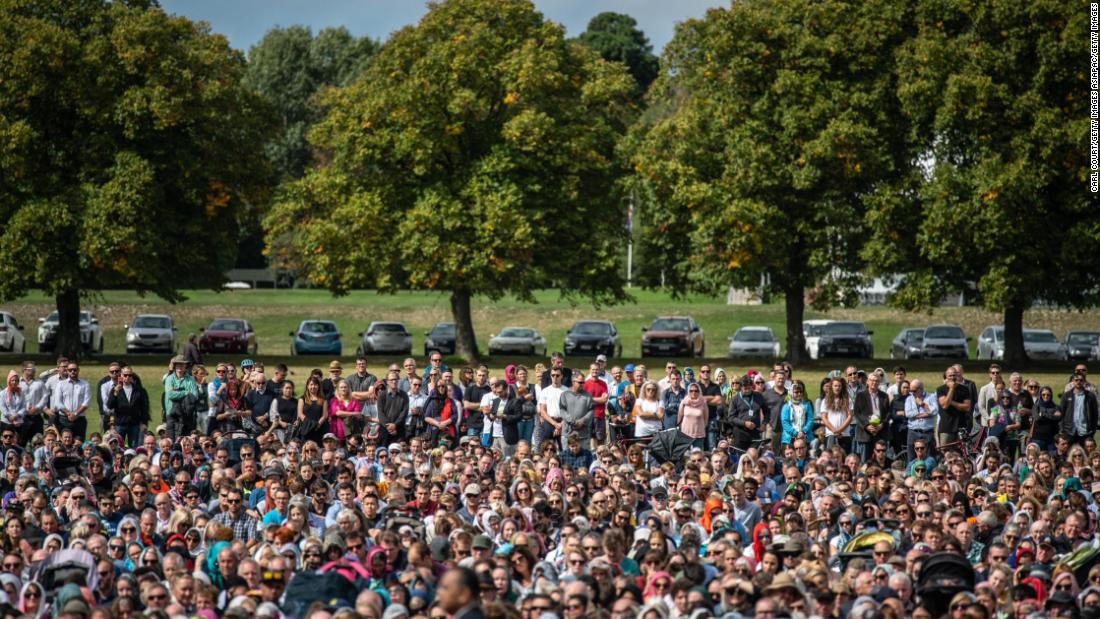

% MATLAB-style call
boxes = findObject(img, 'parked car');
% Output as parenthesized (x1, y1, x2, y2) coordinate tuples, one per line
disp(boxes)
(424, 322, 456, 356)
(816, 321, 874, 359)
(641, 316, 705, 357)
(1064, 331, 1100, 361)
(290, 320, 342, 355)
(0, 311, 26, 353)
(125, 314, 177, 354)
(357, 322, 412, 356)
(727, 326, 780, 359)
(890, 327, 925, 360)
(488, 327, 547, 356)
(198, 318, 257, 355)
(564, 321, 621, 358)
(976, 325, 1004, 360)
(921, 324, 969, 359)
(802, 320, 834, 360)
(38, 310, 104, 354)
(1023, 329, 1066, 360)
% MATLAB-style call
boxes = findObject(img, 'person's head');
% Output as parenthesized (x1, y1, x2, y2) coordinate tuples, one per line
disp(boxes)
(437, 568, 479, 614)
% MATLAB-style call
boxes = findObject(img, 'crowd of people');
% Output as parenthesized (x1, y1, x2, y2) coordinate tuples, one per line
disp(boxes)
(0, 348, 1097, 619)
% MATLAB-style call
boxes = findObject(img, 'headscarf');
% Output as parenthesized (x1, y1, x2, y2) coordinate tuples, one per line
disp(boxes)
(643, 571, 673, 602)
(1052, 570, 1079, 598)
(542, 467, 565, 494)
(366, 546, 388, 580)
(478, 510, 501, 537)
(1021, 576, 1047, 604)
(714, 368, 729, 396)
(681, 385, 708, 415)
(204, 540, 230, 588)
(4, 370, 19, 401)
(504, 365, 517, 386)
(497, 518, 518, 546)
(18, 580, 42, 614)
(751, 522, 770, 563)
(701, 498, 725, 534)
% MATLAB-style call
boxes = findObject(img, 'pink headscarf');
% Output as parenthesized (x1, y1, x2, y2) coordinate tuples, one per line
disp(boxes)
(643, 571, 673, 602)
(504, 365, 517, 385)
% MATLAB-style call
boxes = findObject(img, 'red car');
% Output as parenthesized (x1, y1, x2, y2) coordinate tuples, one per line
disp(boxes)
(198, 318, 258, 355)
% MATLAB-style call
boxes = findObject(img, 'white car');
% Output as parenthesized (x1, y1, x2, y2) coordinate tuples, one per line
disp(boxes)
(727, 327, 780, 359)
(0, 312, 26, 353)
(976, 325, 1004, 360)
(125, 314, 177, 354)
(802, 320, 833, 360)
(37, 310, 104, 354)
(1023, 329, 1066, 360)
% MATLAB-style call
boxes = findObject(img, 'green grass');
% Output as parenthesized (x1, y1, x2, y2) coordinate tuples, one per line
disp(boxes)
(3, 288, 1095, 431)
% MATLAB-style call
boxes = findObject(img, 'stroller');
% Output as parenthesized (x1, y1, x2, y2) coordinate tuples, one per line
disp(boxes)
(30, 549, 98, 605)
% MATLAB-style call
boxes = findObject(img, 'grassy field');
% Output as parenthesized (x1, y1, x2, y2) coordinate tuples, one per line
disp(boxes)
(2, 288, 1095, 429)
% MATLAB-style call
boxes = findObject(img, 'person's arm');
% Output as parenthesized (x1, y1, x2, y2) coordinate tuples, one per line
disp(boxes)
(803, 401, 815, 435)
(677, 400, 687, 426)
(591, 386, 609, 405)
(74, 383, 90, 416)
(577, 396, 594, 428)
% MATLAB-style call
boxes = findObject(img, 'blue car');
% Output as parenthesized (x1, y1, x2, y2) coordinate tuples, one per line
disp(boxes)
(290, 320, 342, 355)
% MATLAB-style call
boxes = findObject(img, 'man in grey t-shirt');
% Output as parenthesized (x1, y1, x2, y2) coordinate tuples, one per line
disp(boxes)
(559, 371, 594, 450)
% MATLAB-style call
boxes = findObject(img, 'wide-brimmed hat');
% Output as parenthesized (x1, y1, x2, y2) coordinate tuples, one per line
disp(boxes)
(171, 355, 188, 366)
(765, 572, 801, 593)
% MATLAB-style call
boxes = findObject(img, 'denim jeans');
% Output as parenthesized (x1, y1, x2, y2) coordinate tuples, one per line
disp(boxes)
(116, 424, 142, 448)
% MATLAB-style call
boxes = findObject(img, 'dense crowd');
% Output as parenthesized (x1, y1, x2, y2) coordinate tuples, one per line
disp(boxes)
(0, 348, 1098, 619)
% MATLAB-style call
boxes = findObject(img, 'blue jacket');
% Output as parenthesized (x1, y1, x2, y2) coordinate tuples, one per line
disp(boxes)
(780, 400, 814, 444)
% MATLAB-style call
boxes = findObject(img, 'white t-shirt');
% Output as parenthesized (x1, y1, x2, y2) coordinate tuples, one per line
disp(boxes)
(634, 399, 663, 437)
(479, 392, 505, 438)
(539, 385, 564, 420)
(822, 402, 851, 437)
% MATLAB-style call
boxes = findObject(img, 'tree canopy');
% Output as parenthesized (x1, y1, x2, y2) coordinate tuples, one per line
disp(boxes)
(631, 0, 912, 363)
(264, 0, 636, 359)
(864, 0, 1094, 365)
(576, 12, 659, 94)
(0, 0, 270, 357)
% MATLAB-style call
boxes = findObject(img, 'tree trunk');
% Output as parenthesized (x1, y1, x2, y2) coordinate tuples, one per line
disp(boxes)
(55, 288, 84, 360)
(450, 288, 479, 362)
(785, 281, 809, 366)
(1002, 301, 1027, 367)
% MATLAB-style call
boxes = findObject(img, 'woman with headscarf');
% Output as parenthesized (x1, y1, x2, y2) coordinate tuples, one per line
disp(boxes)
(18, 581, 43, 617)
(748, 522, 771, 564)
(478, 510, 502, 540)
(642, 571, 673, 604)
(677, 384, 709, 448)
(0, 370, 26, 434)
(700, 497, 725, 534)
(504, 365, 517, 386)
(734, 454, 756, 481)
(542, 467, 566, 496)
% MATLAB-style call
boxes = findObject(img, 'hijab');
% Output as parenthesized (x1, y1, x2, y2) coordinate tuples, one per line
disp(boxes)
(682, 385, 708, 412)
(700, 498, 725, 534)
(643, 571, 673, 602)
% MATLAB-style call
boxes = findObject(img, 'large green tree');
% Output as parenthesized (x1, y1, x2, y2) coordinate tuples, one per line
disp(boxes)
(576, 12, 659, 94)
(265, 0, 635, 360)
(0, 0, 270, 358)
(238, 26, 377, 267)
(632, 0, 913, 363)
(864, 0, 1094, 366)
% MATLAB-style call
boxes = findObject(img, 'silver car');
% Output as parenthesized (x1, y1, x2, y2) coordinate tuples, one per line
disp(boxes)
(920, 324, 969, 359)
(356, 322, 412, 355)
(125, 314, 177, 354)
(0, 311, 26, 353)
(727, 327, 780, 359)
(1023, 329, 1066, 360)
(488, 327, 547, 356)
(976, 325, 1004, 360)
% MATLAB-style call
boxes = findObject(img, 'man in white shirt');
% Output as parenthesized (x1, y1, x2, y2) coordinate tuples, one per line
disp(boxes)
(657, 362, 677, 396)
(537, 369, 565, 450)
(18, 361, 48, 442)
(48, 361, 90, 441)
(976, 363, 1002, 427)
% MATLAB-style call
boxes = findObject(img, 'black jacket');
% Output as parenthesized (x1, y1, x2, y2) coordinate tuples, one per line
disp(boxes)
(1059, 389, 1098, 436)
(853, 389, 889, 443)
(378, 390, 410, 428)
(107, 384, 151, 426)
(726, 392, 763, 448)
(501, 396, 524, 444)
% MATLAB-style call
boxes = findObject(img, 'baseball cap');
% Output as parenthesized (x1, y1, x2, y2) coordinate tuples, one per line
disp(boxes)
(596, 354, 607, 362)
(464, 483, 481, 496)
(241, 359, 255, 368)
(624, 363, 635, 373)
(472, 535, 493, 550)
(323, 433, 338, 442)
(263, 465, 284, 479)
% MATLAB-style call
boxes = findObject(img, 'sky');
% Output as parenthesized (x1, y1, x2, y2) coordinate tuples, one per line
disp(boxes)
(158, 0, 724, 54)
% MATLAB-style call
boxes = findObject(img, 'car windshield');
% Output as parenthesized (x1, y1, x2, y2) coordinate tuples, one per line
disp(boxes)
(500, 328, 535, 338)
(1023, 331, 1057, 343)
(805, 323, 829, 336)
(925, 326, 965, 339)
(651, 318, 690, 332)
(572, 322, 612, 336)
(45, 311, 92, 323)
(734, 330, 774, 342)
(1067, 333, 1099, 345)
(431, 324, 455, 336)
(45, 311, 58, 322)
(822, 322, 866, 336)
(133, 316, 170, 329)
(907, 330, 924, 342)
(371, 323, 406, 333)
(303, 322, 337, 333)
(208, 319, 244, 332)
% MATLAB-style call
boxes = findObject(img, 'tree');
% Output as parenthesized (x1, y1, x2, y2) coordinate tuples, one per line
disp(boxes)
(243, 25, 378, 183)
(576, 12, 659, 94)
(631, 0, 913, 364)
(264, 0, 635, 360)
(0, 0, 270, 358)
(864, 0, 1094, 366)
(237, 26, 377, 267)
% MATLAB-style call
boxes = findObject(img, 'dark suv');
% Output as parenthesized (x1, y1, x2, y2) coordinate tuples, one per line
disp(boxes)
(817, 321, 873, 358)
(564, 321, 621, 358)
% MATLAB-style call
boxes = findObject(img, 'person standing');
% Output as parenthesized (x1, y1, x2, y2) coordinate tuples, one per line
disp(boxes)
(936, 367, 972, 451)
(660, 370, 685, 430)
(536, 368, 566, 450)
(761, 370, 789, 453)
(853, 372, 889, 462)
(583, 363, 610, 445)
(95, 362, 119, 434)
(820, 377, 852, 452)
(17, 362, 47, 444)
(905, 379, 939, 461)
(47, 361, 90, 442)
(376, 372, 409, 446)
(1059, 372, 1097, 447)
(164, 356, 201, 440)
(677, 382, 709, 448)
(728, 376, 764, 453)
(107, 366, 149, 447)
(559, 372, 594, 450)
